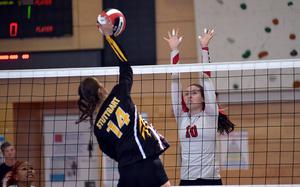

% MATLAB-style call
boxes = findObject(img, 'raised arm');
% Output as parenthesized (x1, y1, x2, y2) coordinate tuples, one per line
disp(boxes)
(171, 69, 182, 122)
(198, 28, 218, 115)
(97, 18, 132, 94)
(105, 35, 128, 63)
(199, 28, 213, 64)
(164, 29, 184, 122)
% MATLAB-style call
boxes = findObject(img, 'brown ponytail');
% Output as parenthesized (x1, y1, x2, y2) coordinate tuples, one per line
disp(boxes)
(76, 77, 104, 124)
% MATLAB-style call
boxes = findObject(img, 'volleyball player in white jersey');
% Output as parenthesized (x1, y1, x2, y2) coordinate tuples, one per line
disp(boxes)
(164, 28, 234, 185)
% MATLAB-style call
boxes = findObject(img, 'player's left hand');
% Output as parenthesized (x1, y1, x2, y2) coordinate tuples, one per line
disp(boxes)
(198, 28, 215, 48)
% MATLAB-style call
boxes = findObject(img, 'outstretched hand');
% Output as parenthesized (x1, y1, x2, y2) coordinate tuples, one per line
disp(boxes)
(198, 28, 215, 48)
(96, 14, 114, 36)
(163, 29, 183, 51)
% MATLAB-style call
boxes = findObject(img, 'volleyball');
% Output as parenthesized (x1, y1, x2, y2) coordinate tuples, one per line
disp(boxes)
(97, 8, 126, 37)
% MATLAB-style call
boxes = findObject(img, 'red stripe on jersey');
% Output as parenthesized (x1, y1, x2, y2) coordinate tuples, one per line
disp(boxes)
(219, 107, 226, 115)
(204, 71, 211, 77)
(202, 47, 209, 51)
(172, 53, 179, 64)
(203, 47, 210, 76)
(181, 94, 189, 112)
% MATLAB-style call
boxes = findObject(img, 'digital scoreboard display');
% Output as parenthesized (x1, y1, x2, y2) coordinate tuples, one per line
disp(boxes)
(0, 0, 73, 38)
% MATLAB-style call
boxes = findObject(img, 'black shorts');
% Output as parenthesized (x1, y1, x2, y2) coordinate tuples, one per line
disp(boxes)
(179, 178, 222, 186)
(118, 156, 169, 187)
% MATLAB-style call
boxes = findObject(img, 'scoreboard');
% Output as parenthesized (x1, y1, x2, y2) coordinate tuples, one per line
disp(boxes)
(0, 0, 72, 38)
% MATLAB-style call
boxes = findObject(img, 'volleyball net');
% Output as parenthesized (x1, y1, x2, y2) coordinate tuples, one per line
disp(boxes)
(0, 59, 299, 186)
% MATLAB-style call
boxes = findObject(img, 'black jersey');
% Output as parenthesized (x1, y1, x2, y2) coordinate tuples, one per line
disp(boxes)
(94, 36, 169, 167)
(0, 163, 12, 187)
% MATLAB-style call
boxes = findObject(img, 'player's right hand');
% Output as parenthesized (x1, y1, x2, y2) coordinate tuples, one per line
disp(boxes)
(96, 14, 114, 36)
(163, 28, 183, 51)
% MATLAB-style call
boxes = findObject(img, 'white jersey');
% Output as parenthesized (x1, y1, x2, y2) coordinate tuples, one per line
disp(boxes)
(171, 49, 220, 180)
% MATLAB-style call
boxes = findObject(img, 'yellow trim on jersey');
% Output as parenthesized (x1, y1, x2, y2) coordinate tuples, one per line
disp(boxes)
(106, 35, 128, 62)
(139, 114, 151, 140)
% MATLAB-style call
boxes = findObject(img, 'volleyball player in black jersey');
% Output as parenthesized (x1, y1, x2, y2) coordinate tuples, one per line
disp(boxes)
(76, 19, 170, 187)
